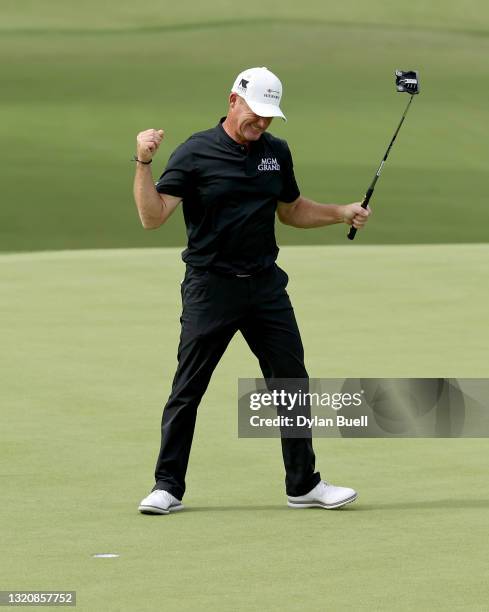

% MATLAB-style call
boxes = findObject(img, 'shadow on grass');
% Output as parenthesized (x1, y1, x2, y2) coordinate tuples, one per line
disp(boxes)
(353, 498, 489, 511)
(160, 499, 489, 513)
(184, 505, 288, 513)
(179, 504, 358, 513)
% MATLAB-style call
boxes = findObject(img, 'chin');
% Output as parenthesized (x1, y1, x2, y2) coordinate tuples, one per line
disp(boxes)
(244, 130, 262, 141)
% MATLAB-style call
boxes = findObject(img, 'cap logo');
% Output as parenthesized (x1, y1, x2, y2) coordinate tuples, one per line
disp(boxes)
(238, 78, 249, 92)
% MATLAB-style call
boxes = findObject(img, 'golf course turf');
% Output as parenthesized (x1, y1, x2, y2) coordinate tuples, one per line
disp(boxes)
(1, 246, 488, 610)
(1, 1, 488, 251)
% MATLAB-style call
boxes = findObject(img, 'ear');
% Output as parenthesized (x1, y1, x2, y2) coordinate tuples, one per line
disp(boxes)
(229, 92, 238, 108)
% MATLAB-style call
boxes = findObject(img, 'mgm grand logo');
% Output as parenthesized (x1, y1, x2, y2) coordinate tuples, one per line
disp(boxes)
(258, 157, 281, 171)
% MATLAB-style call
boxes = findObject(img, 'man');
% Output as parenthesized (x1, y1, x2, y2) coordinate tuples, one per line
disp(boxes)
(133, 67, 370, 515)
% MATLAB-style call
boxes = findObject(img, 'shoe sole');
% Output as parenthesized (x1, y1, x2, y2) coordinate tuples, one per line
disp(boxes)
(287, 493, 357, 510)
(138, 503, 184, 515)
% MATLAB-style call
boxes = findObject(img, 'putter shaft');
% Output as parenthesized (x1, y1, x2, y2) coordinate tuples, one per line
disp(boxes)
(348, 94, 415, 241)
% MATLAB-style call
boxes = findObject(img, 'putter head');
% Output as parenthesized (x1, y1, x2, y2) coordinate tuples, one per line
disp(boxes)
(395, 70, 420, 95)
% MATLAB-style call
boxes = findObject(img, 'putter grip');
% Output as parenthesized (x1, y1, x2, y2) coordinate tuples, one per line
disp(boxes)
(347, 188, 374, 241)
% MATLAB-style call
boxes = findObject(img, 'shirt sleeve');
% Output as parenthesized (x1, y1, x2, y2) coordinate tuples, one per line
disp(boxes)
(278, 142, 300, 203)
(155, 140, 194, 198)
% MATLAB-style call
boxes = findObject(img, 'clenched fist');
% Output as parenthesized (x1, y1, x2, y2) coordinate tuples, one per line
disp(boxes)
(136, 129, 165, 163)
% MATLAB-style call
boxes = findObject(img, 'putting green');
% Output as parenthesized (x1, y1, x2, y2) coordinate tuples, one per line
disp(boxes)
(1, 245, 488, 611)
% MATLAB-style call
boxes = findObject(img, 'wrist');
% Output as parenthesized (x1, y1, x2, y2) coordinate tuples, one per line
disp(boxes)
(132, 155, 152, 165)
(336, 204, 347, 224)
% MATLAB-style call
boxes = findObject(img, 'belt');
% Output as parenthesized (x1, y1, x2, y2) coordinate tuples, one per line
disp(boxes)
(215, 266, 273, 279)
(187, 264, 273, 279)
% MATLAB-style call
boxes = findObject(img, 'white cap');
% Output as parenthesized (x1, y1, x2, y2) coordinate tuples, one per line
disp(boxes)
(231, 67, 286, 121)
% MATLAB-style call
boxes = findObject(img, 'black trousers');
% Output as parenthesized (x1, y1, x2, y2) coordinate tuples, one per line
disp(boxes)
(153, 263, 321, 499)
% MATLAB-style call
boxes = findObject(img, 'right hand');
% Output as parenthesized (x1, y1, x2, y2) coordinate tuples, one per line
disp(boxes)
(136, 129, 164, 163)
(342, 202, 371, 229)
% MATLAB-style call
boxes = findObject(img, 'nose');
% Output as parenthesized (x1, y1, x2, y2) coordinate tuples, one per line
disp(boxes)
(256, 116, 269, 129)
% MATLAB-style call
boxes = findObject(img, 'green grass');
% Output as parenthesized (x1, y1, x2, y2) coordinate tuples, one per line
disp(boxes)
(1, 0, 489, 251)
(1, 245, 489, 611)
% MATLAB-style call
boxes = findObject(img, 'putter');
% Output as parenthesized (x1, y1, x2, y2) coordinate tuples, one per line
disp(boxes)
(347, 69, 420, 241)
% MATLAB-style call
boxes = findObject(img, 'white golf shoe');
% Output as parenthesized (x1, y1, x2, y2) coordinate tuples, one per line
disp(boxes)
(287, 480, 357, 510)
(138, 489, 184, 515)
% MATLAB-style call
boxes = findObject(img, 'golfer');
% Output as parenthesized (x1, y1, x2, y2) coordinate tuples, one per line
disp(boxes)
(134, 67, 370, 514)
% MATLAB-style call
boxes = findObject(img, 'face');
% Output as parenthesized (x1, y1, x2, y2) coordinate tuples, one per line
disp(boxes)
(229, 94, 273, 143)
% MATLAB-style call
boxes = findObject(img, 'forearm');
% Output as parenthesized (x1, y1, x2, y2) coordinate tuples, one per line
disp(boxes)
(133, 163, 164, 229)
(280, 196, 344, 228)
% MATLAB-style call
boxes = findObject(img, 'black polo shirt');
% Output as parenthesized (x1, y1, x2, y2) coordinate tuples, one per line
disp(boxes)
(155, 117, 300, 275)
